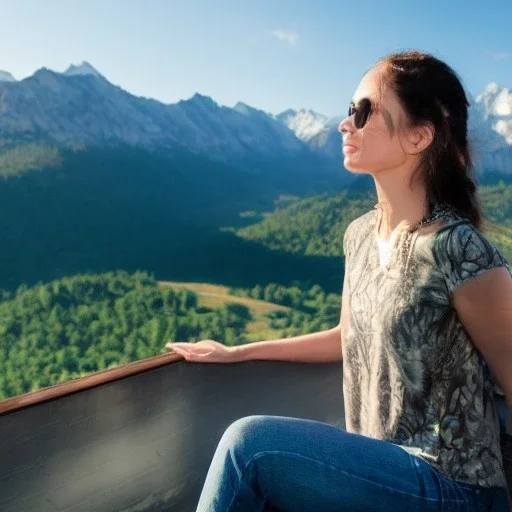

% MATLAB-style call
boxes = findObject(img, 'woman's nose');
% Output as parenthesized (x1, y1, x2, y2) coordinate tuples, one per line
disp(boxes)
(338, 115, 354, 135)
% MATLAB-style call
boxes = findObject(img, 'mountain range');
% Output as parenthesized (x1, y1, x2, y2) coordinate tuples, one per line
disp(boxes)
(0, 61, 510, 175)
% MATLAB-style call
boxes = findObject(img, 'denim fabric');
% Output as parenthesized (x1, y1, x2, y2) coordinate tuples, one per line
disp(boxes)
(196, 415, 510, 511)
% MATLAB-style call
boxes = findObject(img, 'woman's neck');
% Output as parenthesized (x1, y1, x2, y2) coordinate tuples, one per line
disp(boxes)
(373, 171, 428, 240)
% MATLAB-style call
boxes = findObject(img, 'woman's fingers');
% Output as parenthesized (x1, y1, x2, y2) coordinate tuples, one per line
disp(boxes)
(166, 344, 190, 358)
(166, 342, 188, 350)
(166, 343, 190, 353)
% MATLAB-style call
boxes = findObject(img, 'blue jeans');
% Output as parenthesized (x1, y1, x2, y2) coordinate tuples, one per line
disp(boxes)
(196, 415, 510, 511)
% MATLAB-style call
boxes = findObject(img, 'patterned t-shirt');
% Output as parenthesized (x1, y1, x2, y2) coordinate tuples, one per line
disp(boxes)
(341, 204, 511, 489)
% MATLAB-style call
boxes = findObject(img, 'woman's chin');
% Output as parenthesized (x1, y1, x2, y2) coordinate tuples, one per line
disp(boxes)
(343, 158, 365, 173)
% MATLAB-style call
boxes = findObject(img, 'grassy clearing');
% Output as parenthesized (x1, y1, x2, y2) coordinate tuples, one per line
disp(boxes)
(158, 281, 291, 341)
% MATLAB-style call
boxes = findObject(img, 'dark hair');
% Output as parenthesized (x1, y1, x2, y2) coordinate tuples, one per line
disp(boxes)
(374, 50, 484, 229)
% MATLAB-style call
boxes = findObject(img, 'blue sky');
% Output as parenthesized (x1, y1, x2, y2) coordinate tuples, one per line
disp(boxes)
(1, 0, 511, 116)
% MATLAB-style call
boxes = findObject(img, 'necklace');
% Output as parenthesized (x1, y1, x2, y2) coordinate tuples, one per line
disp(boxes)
(374, 202, 456, 237)
(374, 202, 458, 273)
(409, 203, 458, 232)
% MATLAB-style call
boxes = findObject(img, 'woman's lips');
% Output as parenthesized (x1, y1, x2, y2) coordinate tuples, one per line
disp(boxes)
(343, 144, 358, 154)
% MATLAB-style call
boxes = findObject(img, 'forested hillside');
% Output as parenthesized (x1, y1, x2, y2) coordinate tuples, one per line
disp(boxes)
(0, 272, 341, 400)
(0, 271, 253, 399)
(0, 144, 346, 292)
(234, 182, 512, 262)
(1, 181, 510, 401)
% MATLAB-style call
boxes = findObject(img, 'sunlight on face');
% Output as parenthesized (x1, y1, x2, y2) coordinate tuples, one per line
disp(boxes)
(338, 67, 412, 176)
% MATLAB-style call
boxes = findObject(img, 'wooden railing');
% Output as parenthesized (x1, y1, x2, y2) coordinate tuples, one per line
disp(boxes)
(0, 356, 509, 511)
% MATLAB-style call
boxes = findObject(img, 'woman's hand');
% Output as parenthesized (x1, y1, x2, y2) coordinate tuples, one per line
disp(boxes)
(165, 340, 240, 363)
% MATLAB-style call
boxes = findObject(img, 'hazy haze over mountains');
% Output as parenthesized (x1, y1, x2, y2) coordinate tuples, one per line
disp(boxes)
(0, 61, 510, 174)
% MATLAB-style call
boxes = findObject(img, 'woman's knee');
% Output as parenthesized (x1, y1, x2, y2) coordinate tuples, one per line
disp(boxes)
(218, 415, 273, 456)
(222, 415, 268, 442)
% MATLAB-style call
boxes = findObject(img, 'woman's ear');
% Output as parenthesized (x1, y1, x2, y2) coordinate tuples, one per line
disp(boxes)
(408, 123, 435, 154)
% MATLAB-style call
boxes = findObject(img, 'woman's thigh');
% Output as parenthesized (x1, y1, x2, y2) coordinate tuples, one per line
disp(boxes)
(210, 414, 507, 511)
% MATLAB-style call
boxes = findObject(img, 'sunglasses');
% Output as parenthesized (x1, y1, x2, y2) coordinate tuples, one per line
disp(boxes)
(348, 98, 376, 129)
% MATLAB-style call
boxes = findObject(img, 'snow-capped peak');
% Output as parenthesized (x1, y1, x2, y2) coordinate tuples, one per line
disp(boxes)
(278, 108, 298, 118)
(483, 82, 500, 95)
(474, 82, 512, 145)
(493, 88, 512, 116)
(233, 101, 272, 118)
(0, 70, 16, 82)
(64, 61, 103, 78)
(277, 108, 330, 141)
(475, 82, 510, 114)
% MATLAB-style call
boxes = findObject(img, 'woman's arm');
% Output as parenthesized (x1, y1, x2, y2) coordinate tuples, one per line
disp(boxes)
(434, 222, 512, 409)
(452, 266, 512, 410)
(234, 325, 342, 363)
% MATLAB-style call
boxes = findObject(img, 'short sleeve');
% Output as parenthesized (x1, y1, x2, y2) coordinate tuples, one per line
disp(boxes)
(433, 220, 510, 295)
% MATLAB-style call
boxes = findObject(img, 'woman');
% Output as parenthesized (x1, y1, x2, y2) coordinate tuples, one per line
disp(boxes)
(166, 51, 512, 511)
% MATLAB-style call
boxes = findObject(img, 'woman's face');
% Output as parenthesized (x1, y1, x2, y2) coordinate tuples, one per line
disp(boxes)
(338, 68, 413, 176)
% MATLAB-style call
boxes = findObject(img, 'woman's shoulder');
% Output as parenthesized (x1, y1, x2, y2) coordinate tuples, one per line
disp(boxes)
(432, 216, 503, 261)
(343, 210, 376, 257)
(431, 216, 511, 293)
(345, 209, 376, 239)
